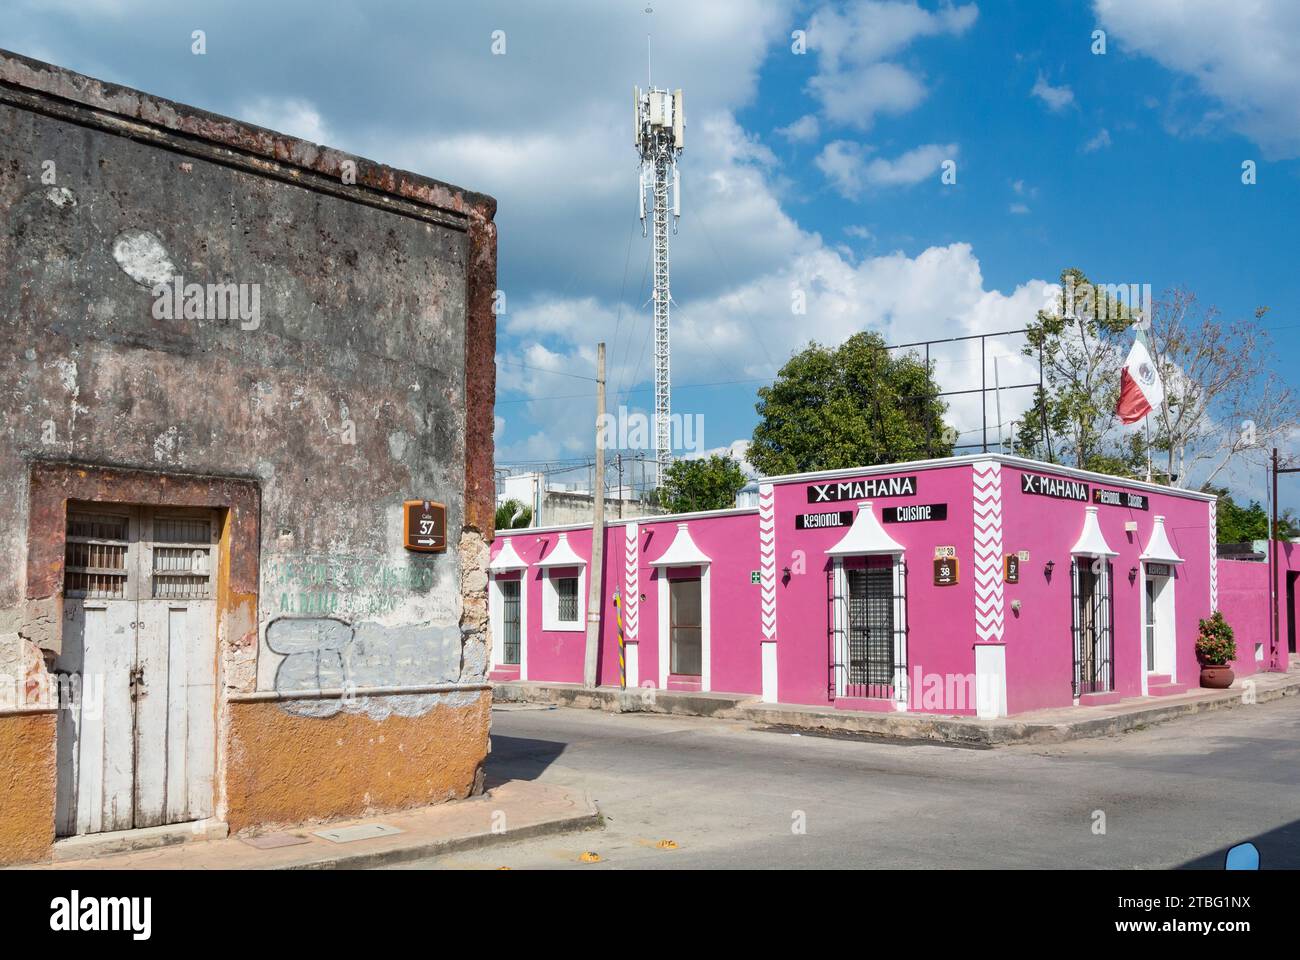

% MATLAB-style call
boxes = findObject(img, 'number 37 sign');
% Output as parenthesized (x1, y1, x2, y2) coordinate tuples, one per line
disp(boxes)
(403, 499, 446, 553)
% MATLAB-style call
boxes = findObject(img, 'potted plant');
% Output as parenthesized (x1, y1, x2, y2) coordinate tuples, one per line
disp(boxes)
(1196, 610, 1237, 688)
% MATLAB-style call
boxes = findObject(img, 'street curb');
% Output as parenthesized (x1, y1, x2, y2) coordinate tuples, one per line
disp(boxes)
(493, 681, 756, 718)
(21, 789, 604, 871)
(493, 673, 1300, 747)
(279, 795, 603, 870)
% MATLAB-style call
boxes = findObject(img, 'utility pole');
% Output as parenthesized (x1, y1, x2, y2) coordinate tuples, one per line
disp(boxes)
(583, 342, 606, 689)
(1270, 448, 1299, 670)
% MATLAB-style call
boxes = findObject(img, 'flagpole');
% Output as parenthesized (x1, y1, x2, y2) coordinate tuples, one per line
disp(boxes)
(1145, 416, 1152, 483)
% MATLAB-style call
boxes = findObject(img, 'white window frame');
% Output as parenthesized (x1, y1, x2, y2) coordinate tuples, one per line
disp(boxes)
(657, 565, 711, 691)
(542, 567, 585, 633)
(490, 572, 529, 679)
(1138, 562, 1177, 692)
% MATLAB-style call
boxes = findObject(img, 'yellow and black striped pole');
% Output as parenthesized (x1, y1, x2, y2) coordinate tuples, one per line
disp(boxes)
(614, 590, 626, 690)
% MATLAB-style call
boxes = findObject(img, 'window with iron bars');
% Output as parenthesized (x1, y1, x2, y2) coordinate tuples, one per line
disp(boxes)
(555, 576, 579, 623)
(1071, 558, 1114, 696)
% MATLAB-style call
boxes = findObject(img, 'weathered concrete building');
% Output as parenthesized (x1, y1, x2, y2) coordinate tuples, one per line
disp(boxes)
(0, 50, 497, 862)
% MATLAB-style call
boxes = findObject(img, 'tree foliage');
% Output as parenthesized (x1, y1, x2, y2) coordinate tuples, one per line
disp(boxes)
(1017, 270, 1296, 489)
(1146, 291, 1295, 488)
(494, 498, 532, 530)
(661, 454, 748, 514)
(1207, 487, 1300, 542)
(1015, 268, 1134, 472)
(749, 332, 952, 476)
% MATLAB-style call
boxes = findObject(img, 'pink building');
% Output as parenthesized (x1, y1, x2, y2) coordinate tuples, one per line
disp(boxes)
(1216, 540, 1300, 672)
(488, 454, 1292, 717)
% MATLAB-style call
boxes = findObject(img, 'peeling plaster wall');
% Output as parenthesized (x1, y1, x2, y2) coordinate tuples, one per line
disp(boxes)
(0, 49, 497, 850)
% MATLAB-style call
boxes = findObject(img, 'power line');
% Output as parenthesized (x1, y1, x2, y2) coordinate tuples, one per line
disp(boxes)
(497, 359, 599, 382)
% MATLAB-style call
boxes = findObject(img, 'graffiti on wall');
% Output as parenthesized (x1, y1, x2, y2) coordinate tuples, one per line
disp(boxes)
(265, 553, 444, 619)
(265, 616, 465, 720)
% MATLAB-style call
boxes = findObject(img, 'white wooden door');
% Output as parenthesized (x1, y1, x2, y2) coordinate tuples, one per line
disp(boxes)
(135, 511, 218, 828)
(55, 505, 218, 836)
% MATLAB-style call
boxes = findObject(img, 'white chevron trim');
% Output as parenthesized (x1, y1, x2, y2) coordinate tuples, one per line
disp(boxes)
(972, 460, 1004, 642)
(624, 522, 639, 641)
(1208, 500, 1218, 612)
(759, 483, 777, 640)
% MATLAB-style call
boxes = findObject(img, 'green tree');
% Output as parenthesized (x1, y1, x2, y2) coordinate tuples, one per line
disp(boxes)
(749, 331, 952, 476)
(1016, 267, 1134, 471)
(494, 498, 532, 530)
(661, 454, 748, 514)
(1016, 275, 1295, 488)
(1206, 487, 1300, 542)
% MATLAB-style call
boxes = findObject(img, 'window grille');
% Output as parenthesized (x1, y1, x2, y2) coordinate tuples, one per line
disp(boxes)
(64, 512, 130, 599)
(1072, 558, 1114, 696)
(846, 565, 895, 697)
(150, 517, 212, 599)
(152, 547, 211, 599)
(152, 517, 211, 544)
(501, 580, 521, 664)
(556, 576, 579, 623)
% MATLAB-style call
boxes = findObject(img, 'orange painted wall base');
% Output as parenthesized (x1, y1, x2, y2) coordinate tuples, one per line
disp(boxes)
(224, 693, 491, 833)
(0, 711, 56, 864)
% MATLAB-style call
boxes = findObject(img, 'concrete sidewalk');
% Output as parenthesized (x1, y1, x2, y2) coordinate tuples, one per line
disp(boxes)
(493, 662, 1300, 746)
(21, 780, 600, 870)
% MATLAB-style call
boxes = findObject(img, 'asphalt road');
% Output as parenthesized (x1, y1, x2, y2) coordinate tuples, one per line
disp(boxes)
(389, 696, 1300, 869)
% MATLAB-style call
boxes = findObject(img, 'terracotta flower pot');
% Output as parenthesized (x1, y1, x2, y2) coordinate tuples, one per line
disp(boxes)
(1200, 665, 1235, 689)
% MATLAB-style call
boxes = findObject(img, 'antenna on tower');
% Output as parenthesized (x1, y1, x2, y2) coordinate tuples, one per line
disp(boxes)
(634, 69, 684, 487)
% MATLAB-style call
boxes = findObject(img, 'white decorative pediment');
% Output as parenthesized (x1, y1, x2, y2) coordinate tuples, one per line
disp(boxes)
(650, 523, 711, 567)
(488, 537, 528, 572)
(825, 501, 904, 556)
(536, 531, 587, 568)
(1070, 506, 1118, 557)
(1140, 515, 1184, 564)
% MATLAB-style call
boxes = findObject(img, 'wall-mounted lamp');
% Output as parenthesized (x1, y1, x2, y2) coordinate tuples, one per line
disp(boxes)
(1129, 566, 1139, 583)
(1011, 599, 1022, 617)
(1043, 559, 1055, 581)
(781, 566, 792, 585)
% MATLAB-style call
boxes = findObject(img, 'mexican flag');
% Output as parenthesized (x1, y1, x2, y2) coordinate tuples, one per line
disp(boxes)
(1116, 329, 1164, 424)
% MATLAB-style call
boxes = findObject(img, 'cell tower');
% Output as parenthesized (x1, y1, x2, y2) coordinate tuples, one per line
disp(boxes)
(634, 80, 683, 484)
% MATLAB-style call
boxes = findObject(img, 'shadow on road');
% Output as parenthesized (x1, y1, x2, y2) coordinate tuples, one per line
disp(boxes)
(484, 734, 568, 788)
(1178, 816, 1300, 869)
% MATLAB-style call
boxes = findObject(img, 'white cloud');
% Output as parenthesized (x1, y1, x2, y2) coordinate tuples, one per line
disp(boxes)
(816, 141, 955, 198)
(1031, 72, 1075, 112)
(1083, 128, 1112, 152)
(239, 97, 331, 144)
(806, 0, 978, 130)
(1094, 0, 1300, 158)
(775, 113, 820, 143)
(497, 232, 1050, 462)
(9, 0, 1045, 466)
(1009, 202, 1029, 215)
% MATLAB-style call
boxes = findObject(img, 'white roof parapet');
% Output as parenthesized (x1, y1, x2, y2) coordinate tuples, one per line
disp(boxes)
(650, 523, 712, 567)
(825, 501, 904, 557)
(1070, 506, 1118, 557)
(535, 531, 587, 568)
(1140, 515, 1185, 564)
(757, 453, 1218, 503)
(488, 538, 529, 572)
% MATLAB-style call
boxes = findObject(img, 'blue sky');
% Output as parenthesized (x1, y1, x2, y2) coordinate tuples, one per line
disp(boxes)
(5, 0, 1297, 502)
